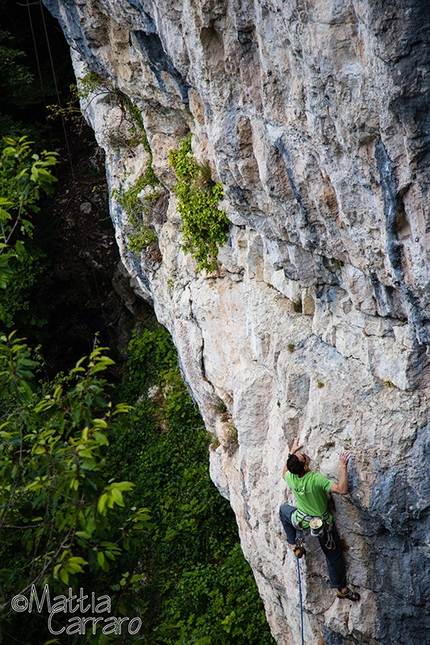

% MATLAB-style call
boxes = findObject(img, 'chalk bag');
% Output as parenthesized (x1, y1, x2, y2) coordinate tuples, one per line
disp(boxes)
(309, 517, 324, 538)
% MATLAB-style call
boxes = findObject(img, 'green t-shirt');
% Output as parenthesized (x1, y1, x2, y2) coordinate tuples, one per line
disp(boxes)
(284, 471, 334, 526)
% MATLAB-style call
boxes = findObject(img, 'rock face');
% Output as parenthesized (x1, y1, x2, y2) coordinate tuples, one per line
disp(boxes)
(43, 1, 430, 643)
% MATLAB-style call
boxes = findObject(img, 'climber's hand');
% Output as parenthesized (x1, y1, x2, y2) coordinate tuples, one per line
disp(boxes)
(340, 450, 351, 468)
(290, 437, 303, 455)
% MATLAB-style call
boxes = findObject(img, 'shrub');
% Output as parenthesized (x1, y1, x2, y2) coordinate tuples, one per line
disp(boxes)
(0, 336, 149, 608)
(169, 135, 230, 273)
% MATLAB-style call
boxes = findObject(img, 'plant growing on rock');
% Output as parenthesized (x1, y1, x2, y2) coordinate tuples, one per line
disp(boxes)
(47, 72, 103, 135)
(112, 169, 162, 255)
(213, 395, 228, 414)
(169, 134, 230, 273)
(109, 99, 165, 256)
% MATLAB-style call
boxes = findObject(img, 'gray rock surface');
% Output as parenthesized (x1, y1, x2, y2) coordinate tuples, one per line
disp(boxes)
(43, 1, 430, 643)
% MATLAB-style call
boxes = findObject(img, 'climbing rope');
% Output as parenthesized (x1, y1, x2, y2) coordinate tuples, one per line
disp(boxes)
(296, 555, 305, 645)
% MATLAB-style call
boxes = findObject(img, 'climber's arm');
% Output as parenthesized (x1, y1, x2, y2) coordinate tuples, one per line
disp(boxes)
(282, 436, 303, 477)
(330, 450, 351, 495)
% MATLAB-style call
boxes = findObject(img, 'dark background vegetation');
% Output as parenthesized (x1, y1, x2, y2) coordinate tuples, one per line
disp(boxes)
(0, 1, 276, 643)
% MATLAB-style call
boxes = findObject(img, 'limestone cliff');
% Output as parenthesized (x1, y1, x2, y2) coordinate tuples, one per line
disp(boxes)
(43, 1, 430, 643)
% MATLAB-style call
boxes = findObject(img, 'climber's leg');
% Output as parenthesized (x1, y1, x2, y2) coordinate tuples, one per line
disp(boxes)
(279, 504, 297, 545)
(317, 522, 347, 589)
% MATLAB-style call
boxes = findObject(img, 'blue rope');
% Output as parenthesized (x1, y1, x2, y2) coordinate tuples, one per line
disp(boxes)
(296, 556, 305, 645)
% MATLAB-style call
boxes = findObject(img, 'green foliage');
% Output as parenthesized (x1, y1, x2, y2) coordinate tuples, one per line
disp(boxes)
(0, 244, 47, 328)
(113, 169, 158, 225)
(165, 544, 274, 644)
(0, 136, 58, 291)
(0, 334, 149, 599)
(0, 31, 34, 107)
(48, 72, 110, 136)
(112, 169, 161, 256)
(77, 71, 102, 99)
(0, 135, 57, 214)
(46, 84, 87, 134)
(168, 135, 230, 273)
(0, 290, 275, 645)
(113, 92, 148, 150)
(107, 323, 276, 645)
(47, 72, 110, 137)
(213, 396, 227, 414)
(78, 71, 149, 150)
(111, 105, 162, 256)
(127, 226, 158, 255)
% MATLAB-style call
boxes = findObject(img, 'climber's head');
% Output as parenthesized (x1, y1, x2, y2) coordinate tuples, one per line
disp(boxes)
(287, 453, 310, 477)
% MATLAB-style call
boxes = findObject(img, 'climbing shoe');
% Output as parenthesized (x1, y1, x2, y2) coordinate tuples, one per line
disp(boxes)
(293, 545, 306, 559)
(337, 588, 360, 601)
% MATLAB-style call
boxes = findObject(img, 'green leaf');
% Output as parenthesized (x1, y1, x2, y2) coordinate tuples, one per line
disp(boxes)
(111, 487, 124, 507)
(59, 568, 69, 585)
(92, 418, 108, 429)
(94, 431, 109, 446)
(75, 531, 92, 539)
(97, 492, 108, 514)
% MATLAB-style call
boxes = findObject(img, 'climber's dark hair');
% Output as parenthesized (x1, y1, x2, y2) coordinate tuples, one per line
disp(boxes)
(287, 454, 305, 476)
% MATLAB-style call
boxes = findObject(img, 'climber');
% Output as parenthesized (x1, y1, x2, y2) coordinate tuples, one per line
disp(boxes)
(279, 437, 360, 602)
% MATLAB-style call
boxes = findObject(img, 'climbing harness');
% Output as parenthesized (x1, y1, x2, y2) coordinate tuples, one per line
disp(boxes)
(296, 553, 305, 645)
(294, 509, 336, 549)
(294, 509, 331, 529)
